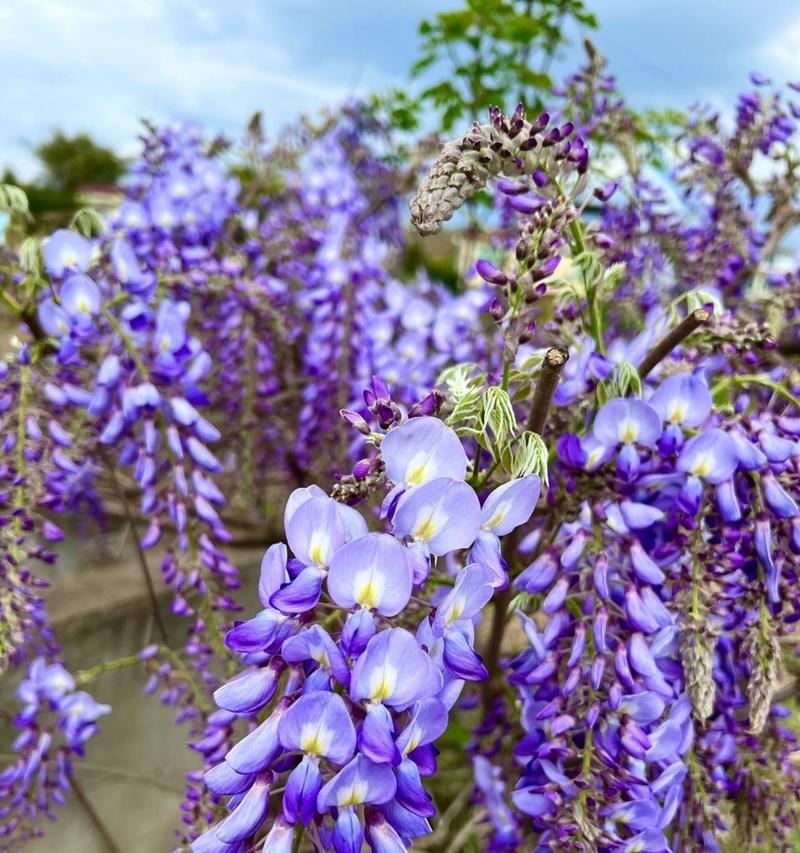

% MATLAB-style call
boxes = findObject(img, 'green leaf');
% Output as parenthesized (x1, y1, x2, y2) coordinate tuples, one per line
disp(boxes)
(70, 207, 106, 238)
(0, 184, 30, 217)
(603, 262, 628, 291)
(18, 238, 42, 277)
(481, 386, 517, 454)
(511, 431, 549, 484)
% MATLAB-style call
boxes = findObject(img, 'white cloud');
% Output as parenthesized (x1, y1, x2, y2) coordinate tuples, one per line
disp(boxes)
(757, 13, 800, 77)
(0, 0, 381, 179)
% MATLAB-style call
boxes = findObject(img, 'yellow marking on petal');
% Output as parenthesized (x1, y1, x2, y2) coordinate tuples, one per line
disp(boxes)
(445, 598, 464, 628)
(338, 781, 368, 807)
(308, 532, 329, 566)
(667, 400, 686, 424)
(413, 513, 440, 541)
(158, 336, 170, 353)
(77, 297, 90, 314)
(354, 573, 383, 609)
(406, 464, 427, 486)
(369, 667, 397, 702)
(619, 419, 637, 444)
(63, 251, 76, 268)
(299, 722, 332, 756)
(587, 448, 603, 469)
(404, 729, 421, 755)
(486, 504, 509, 529)
(691, 454, 713, 478)
(311, 647, 330, 669)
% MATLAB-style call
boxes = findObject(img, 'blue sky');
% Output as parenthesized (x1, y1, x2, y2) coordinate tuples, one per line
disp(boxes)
(2, 0, 800, 181)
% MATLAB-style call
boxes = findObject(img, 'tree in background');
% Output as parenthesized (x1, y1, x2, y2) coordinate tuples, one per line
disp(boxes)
(2, 132, 124, 228)
(33, 131, 124, 193)
(376, 0, 597, 133)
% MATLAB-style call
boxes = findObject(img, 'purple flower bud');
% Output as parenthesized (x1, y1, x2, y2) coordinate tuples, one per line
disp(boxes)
(340, 409, 371, 435)
(476, 259, 508, 285)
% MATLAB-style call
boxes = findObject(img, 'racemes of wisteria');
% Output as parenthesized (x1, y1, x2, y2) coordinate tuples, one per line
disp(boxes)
(0, 43, 799, 853)
(193, 413, 541, 852)
(0, 658, 109, 846)
(0, 107, 498, 849)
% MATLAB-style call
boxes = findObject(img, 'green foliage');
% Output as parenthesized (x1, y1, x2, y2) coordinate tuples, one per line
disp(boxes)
(1, 171, 76, 221)
(70, 207, 106, 239)
(1, 132, 124, 233)
(596, 361, 642, 406)
(388, 0, 597, 134)
(0, 184, 30, 220)
(34, 131, 124, 193)
(399, 240, 461, 291)
(440, 363, 486, 432)
(509, 430, 549, 482)
(481, 385, 518, 455)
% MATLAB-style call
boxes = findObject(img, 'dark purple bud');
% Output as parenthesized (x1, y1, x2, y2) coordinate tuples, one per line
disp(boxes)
(340, 409, 371, 435)
(139, 644, 159, 660)
(489, 298, 504, 321)
(532, 256, 561, 281)
(508, 195, 547, 215)
(532, 170, 550, 188)
(497, 179, 528, 195)
(408, 391, 444, 418)
(593, 181, 619, 202)
(353, 457, 380, 478)
(476, 259, 508, 285)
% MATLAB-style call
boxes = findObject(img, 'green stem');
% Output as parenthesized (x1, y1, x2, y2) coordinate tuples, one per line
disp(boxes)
(713, 374, 800, 411)
(501, 357, 511, 392)
(75, 654, 142, 687)
(582, 725, 593, 775)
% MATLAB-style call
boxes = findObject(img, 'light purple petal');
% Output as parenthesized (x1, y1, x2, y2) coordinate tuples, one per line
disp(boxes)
(433, 564, 495, 635)
(259, 543, 289, 605)
(393, 478, 481, 556)
(216, 775, 270, 843)
(286, 495, 345, 568)
(395, 698, 449, 756)
(649, 373, 711, 428)
(269, 565, 326, 615)
(593, 399, 661, 447)
(61, 275, 101, 318)
(480, 475, 541, 535)
(277, 691, 355, 764)
(677, 429, 738, 484)
(317, 755, 396, 811)
(350, 628, 442, 710)
(381, 416, 467, 487)
(327, 533, 412, 616)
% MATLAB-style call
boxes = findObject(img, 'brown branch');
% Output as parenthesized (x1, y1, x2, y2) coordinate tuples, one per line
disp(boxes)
(69, 774, 122, 853)
(482, 348, 570, 711)
(526, 346, 569, 434)
(99, 449, 170, 646)
(637, 308, 710, 380)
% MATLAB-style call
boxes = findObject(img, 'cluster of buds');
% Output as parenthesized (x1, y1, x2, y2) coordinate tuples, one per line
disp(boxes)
(742, 621, 782, 734)
(679, 615, 719, 722)
(410, 105, 589, 236)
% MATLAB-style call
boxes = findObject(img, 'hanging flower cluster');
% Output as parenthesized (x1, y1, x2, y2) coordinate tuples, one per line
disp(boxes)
(0, 658, 109, 846)
(0, 41, 798, 853)
(193, 413, 541, 852)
